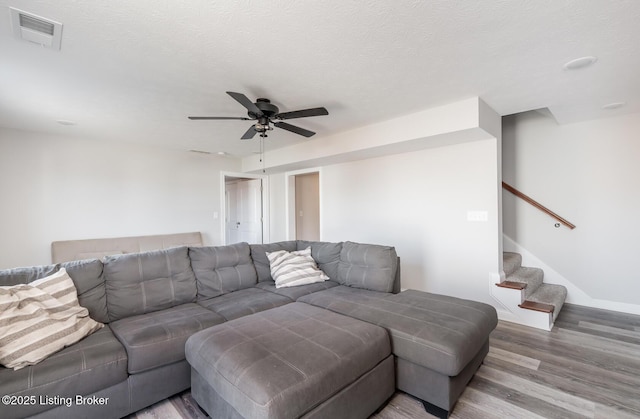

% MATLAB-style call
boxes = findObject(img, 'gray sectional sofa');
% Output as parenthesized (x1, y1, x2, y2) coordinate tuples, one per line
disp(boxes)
(0, 240, 497, 419)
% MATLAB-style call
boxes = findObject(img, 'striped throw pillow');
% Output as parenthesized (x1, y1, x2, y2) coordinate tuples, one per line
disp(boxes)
(0, 268, 103, 370)
(267, 247, 329, 288)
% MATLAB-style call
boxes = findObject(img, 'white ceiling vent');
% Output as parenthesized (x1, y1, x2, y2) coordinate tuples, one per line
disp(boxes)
(10, 8, 63, 50)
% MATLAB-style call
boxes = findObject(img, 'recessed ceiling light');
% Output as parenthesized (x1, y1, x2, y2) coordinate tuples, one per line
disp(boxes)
(56, 120, 76, 126)
(563, 56, 597, 70)
(602, 102, 626, 110)
(216, 151, 227, 156)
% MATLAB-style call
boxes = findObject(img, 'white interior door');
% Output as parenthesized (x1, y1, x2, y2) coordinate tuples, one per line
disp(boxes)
(225, 178, 263, 244)
(225, 183, 240, 244)
(237, 179, 263, 243)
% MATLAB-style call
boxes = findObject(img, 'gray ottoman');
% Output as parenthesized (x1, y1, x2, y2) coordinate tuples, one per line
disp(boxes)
(299, 287, 498, 417)
(185, 302, 395, 419)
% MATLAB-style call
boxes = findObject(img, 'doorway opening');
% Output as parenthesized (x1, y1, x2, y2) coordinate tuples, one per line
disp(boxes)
(222, 173, 267, 245)
(286, 169, 321, 241)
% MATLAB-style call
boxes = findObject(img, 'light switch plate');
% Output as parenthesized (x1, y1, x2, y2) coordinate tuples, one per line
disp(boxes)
(467, 210, 488, 222)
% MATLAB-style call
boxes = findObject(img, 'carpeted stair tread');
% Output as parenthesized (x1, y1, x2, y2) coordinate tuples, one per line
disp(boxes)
(506, 266, 544, 299)
(528, 284, 567, 322)
(503, 252, 522, 277)
(501, 252, 567, 326)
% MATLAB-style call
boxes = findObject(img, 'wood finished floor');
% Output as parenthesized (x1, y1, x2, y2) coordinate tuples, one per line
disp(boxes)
(128, 304, 640, 419)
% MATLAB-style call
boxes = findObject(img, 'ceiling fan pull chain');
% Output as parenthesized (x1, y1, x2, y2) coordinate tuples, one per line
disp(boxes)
(260, 135, 266, 173)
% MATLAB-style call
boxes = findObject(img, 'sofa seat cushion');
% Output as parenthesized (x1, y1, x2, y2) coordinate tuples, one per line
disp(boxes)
(185, 302, 391, 419)
(0, 326, 127, 419)
(255, 279, 340, 300)
(110, 303, 225, 374)
(197, 288, 292, 321)
(300, 288, 498, 376)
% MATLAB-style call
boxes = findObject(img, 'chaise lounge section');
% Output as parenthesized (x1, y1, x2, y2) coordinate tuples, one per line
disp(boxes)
(0, 239, 497, 419)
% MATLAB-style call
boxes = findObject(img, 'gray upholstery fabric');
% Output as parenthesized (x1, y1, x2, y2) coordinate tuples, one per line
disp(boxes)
(0, 259, 109, 323)
(191, 369, 244, 419)
(186, 302, 391, 419)
(0, 264, 59, 286)
(189, 243, 257, 299)
(29, 380, 130, 419)
(254, 279, 340, 300)
(249, 241, 297, 282)
(338, 241, 398, 292)
(103, 247, 197, 321)
(62, 259, 109, 323)
(110, 303, 225, 374)
(302, 355, 395, 419)
(197, 287, 292, 320)
(128, 360, 192, 413)
(396, 340, 489, 411)
(296, 240, 343, 280)
(192, 356, 395, 419)
(0, 327, 127, 419)
(301, 287, 497, 376)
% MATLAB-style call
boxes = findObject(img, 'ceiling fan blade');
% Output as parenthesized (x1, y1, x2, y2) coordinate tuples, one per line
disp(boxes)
(274, 122, 315, 138)
(241, 125, 258, 140)
(227, 91, 262, 116)
(188, 116, 251, 120)
(275, 107, 328, 120)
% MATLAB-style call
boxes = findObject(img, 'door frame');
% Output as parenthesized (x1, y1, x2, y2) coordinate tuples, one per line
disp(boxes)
(285, 167, 322, 240)
(220, 171, 269, 245)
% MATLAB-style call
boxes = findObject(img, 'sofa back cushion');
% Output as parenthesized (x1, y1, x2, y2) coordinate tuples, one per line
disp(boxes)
(189, 243, 257, 300)
(296, 241, 342, 280)
(250, 241, 297, 282)
(103, 247, 196, 321)
(338, 241, 398, 293)
(0, 259, 109, 323)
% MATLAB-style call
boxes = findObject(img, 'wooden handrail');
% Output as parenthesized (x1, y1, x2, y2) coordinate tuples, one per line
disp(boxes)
(502, 182, 576, 230)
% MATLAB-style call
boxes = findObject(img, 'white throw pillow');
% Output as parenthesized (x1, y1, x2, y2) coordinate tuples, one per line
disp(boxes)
(267, 247, 329, 288)
(0, 268, 103, 370)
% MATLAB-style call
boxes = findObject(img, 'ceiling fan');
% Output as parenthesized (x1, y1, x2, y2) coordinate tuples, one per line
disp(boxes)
(189, 92, 329, 140)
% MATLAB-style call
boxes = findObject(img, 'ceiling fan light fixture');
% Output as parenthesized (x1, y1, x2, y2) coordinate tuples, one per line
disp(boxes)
(189, 91, 328, 140)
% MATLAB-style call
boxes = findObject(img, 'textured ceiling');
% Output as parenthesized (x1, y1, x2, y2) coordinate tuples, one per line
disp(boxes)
(1, 0, 639, 157)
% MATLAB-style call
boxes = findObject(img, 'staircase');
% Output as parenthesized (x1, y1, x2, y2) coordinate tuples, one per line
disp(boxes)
(495, 252, 567, 330)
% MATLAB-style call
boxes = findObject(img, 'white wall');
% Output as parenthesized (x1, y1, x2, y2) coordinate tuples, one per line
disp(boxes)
(268, 139, 502, 306)
(503, 111, 640, 312)
(0, 128, 240, 269)
(267, 172, 288, 242)
(255, 97, 504, 307)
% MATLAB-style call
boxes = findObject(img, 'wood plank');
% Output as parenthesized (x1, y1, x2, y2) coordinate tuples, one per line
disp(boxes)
(561, 304, 640, 327)
(466, 376, 579, 419)
(519, 300, 554, 313)
(495, 281, 526, 290)
(475, 365, 595, 417)
(578, 320, 640, 340)
(487, 346, 541, 370)
(485, 350, 640, 412)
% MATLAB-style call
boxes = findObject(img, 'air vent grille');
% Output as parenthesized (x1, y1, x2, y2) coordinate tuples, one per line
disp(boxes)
(19, 14, 55, 36)
(10, 7, 63, 50)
